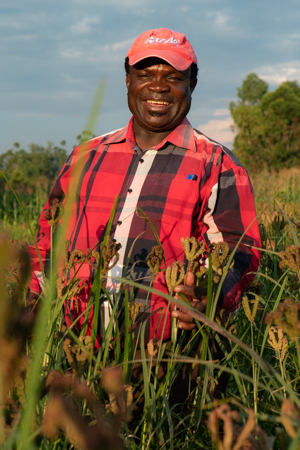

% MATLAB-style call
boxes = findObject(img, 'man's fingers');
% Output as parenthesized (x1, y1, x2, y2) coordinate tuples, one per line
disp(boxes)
(173, 284, 196, 299)
(172, 309, 193, 323)
(171, 309, 195, 330)
(173, 284, 207, 302)
(171, 301, 206, 317)
(191, 300, 207, 313)
(174, 284, 207, 301)
(171, 300, 207, 331)
(185, 271, 195, 287)
(179, 322, 196, 331)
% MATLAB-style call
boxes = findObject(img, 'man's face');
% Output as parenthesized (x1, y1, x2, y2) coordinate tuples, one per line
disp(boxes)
(126, 57, 197, 134)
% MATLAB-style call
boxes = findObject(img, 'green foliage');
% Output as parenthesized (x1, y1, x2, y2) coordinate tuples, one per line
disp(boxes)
(237, 72, 268, 105)
(230, 74, 300, 172)
(0, 141, 68, 237)
(0, 142, 68, 193)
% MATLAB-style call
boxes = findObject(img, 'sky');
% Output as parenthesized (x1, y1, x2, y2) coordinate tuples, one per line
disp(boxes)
(1, 0, 300, 155)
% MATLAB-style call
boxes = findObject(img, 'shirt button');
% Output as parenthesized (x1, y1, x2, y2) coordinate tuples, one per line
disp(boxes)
(140, 158, 144, 163)
(128, 189, 132, 193)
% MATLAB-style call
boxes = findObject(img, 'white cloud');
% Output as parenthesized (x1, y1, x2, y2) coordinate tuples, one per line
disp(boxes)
(74, 0, 147, 6)
(181, 6, 192, 12)
(256, 61, 300, 85)
(214, 108, 230, 116)
(267, 33, 300, 54)
(198, 117, 235, 145)
(60, 37, 136, 64)
(70, 17, 100, 35)
(15, 112, 53, 118)
(0, 12, 46, 30)
(62, 73, 82, 84)
(0, 18, 24, 29)
(3, 34, 37, 42)
(206, 11, 236, 31)
(215, 14, 231, 27)
(106, 38, 136, 53)
(54, 91, 85, 100)
(60, 49, 83, 59)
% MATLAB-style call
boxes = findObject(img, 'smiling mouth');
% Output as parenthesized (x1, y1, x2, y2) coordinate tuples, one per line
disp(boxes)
(146, 100, 170, 106)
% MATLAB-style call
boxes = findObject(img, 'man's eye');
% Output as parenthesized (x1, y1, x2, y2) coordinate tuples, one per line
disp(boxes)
(168, 76, 181, 81)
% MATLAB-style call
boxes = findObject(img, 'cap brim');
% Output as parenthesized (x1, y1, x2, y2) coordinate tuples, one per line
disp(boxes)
(128, 50, 193, 72)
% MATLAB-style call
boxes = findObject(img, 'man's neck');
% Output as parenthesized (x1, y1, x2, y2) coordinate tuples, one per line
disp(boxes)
(133, 121, 174, 151)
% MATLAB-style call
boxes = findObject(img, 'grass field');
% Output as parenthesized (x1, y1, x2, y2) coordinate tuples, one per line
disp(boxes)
(0, 167, 300, 449)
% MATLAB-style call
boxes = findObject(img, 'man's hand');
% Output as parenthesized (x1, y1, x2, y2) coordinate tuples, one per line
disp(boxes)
(171, 272, 207, 331)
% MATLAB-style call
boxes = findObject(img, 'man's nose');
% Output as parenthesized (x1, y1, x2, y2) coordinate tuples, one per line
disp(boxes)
(147, 79, 170, 92)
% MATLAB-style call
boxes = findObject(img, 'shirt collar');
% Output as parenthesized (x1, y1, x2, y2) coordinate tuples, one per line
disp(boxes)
(104, 116, 197, 152)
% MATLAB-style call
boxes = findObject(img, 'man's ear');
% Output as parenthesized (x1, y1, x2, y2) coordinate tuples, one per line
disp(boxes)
(190, 78, 197, 93)
(126, 73, 130, 89)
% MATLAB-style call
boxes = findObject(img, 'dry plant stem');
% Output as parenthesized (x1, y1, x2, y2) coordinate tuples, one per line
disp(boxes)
(207, 404, 266, 450)
(165, 261, 185, 347)
(280, 398, 300, 440)
(267, 326, 288, 396)
(233, 410, 256, 450)
(43, 374, 123, 450)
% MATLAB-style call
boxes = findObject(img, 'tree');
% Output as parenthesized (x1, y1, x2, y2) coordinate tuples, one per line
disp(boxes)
(230, 74, 300, 172)
(237, 72, 268, 106)
(0, 142, 68, 193)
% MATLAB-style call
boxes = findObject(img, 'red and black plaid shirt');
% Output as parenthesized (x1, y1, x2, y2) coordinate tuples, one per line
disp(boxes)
(28, 117, 261, 341)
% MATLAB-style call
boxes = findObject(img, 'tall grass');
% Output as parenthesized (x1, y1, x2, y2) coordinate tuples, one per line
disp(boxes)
(1, 146, 300, 447)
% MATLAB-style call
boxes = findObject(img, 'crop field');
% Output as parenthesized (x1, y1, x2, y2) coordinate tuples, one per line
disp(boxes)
(0, 166, 300, 449)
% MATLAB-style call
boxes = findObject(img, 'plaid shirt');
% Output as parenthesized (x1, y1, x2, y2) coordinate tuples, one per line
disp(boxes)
(28, 117, 261, 342)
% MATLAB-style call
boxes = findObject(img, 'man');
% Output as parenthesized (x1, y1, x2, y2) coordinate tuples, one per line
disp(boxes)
(27, 28, 260, 345)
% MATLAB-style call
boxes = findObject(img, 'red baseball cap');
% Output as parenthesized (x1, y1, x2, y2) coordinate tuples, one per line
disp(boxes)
(127, 28, 197, 72)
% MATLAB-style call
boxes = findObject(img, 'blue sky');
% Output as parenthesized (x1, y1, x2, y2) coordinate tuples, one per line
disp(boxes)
(1, 0, 300, 154)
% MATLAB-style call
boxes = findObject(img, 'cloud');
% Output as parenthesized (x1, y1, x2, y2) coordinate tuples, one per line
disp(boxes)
(214, 108, 230, 116)
(60, 49, 84, 59)
(256, 61, 300, 85)
(181, 5, 192, 12)
(53, 91, 85, 100)
(105, 37, 136, 53)
(70, 17, 100, 35)
(267, 33, 300, 54)
(15, 112, 53, 118)
(0, 12, 46, 30)
(2, 34, 37, 42)
(0, 18, 24, 30)
(74, 0, 146, 6)
(206, 11, 236, 31)
(60, 37, 135, 64)
(62, 73, 83, 84)
(214, 14, 231, 27)
(198, 116, 235, 145)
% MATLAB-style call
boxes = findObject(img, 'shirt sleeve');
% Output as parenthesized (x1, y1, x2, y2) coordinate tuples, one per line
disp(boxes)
(26, 150, 75, 295)
(200, 152, 261, 312)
